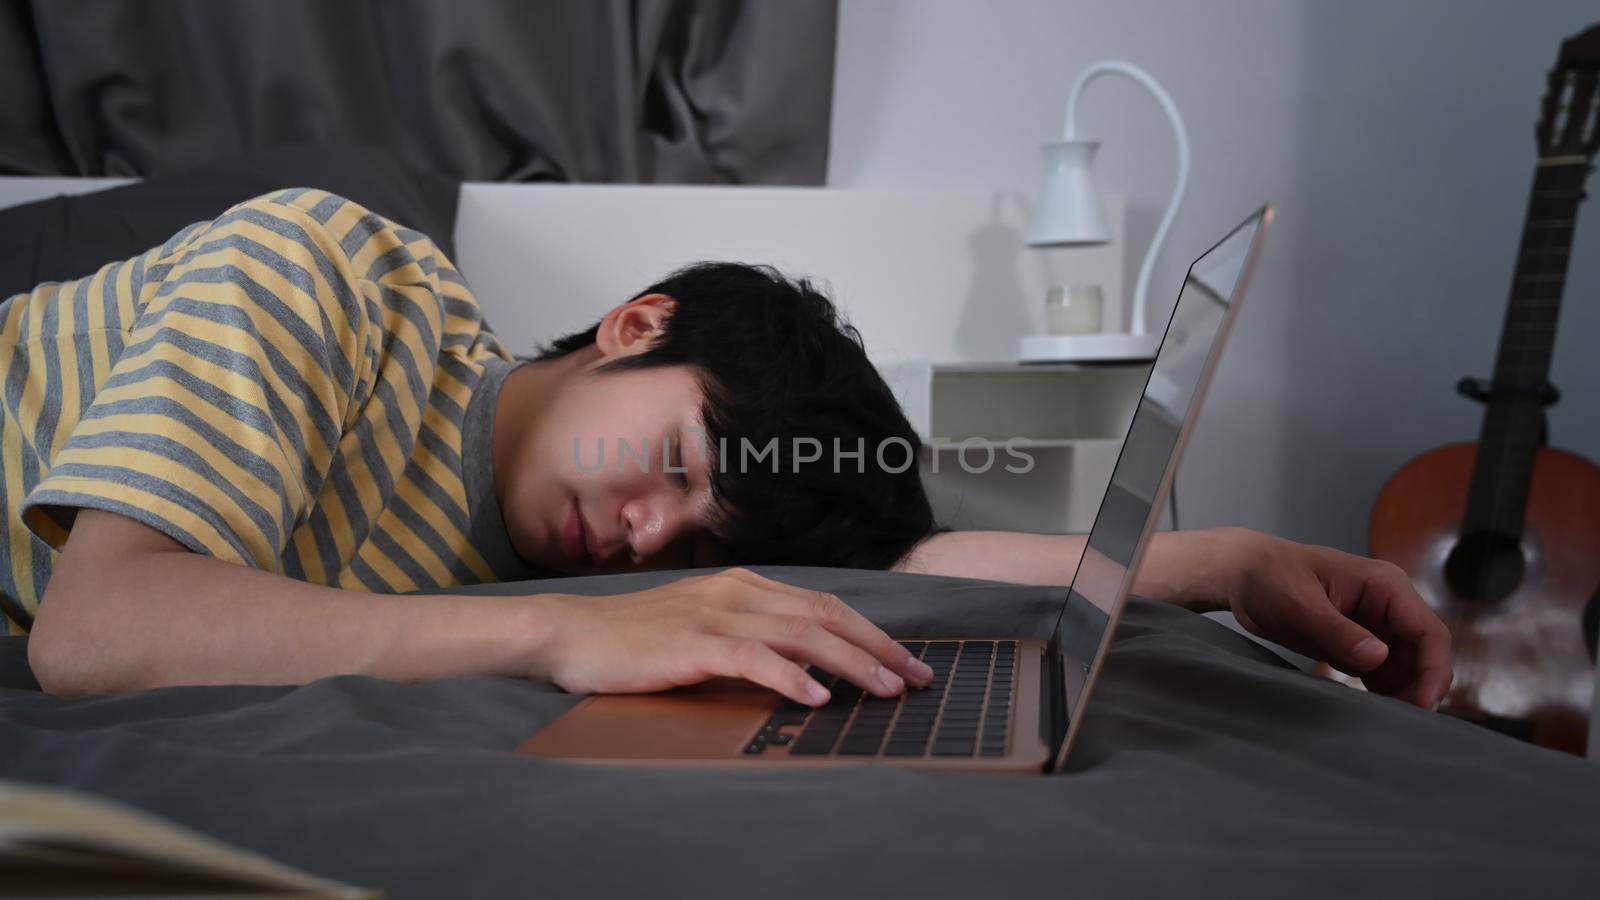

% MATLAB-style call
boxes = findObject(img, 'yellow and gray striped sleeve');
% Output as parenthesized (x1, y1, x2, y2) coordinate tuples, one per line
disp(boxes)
(19, 196, 375, 572)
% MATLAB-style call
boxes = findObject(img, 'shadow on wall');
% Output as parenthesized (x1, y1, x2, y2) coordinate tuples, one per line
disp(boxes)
(955, 193, 1033, 360)
(1282, 2, 1600, 553)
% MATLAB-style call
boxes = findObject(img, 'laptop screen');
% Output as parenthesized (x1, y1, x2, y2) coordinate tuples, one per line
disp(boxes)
(1051, 208, 1269, 745)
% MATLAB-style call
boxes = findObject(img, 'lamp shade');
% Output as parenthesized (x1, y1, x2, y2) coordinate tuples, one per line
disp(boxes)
(1025, 139, 1111, 247)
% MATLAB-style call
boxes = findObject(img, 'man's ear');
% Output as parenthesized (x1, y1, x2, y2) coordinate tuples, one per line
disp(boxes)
(595, 293, 677, 359)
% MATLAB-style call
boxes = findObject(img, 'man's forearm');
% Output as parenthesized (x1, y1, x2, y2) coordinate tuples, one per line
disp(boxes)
(1128, 528, 1238, 612)
(30, 546, 559, 696)
(894, 530, 1088, 584)
(895, 528, 1236, 611)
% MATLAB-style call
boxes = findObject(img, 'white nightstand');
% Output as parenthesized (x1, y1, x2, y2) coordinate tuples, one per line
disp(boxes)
(880, 360, 1149, 533)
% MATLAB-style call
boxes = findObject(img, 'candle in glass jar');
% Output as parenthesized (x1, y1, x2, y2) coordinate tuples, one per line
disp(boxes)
(1045, 284, 1104, 335)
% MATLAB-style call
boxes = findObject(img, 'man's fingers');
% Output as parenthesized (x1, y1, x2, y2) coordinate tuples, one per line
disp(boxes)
(1413, 651, 1453, 710)
(717, 612, 907, 698)
(792, 590, 933, 687)
(1368, 614, 1451, 709)
(1350, 562, 1454, 708)
(703, 636, 832, 707)
(1297, 595, 1390, 676)
(713, 569, 933, 687)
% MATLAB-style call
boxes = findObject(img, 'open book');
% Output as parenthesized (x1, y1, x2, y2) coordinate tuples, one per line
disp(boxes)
(1, 780, 378, 898)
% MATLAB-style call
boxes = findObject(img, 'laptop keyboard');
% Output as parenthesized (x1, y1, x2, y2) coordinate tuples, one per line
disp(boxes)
(743, 640, 1016, 759)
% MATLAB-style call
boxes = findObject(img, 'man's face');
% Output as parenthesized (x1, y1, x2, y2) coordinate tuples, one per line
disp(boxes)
(499, 363, 725, 576)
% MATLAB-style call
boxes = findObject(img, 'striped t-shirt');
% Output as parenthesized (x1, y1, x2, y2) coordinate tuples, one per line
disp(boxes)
(0, 188, 536, 634)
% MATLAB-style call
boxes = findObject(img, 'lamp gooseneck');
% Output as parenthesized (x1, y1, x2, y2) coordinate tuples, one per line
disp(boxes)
(1061, 60, 1189, 336)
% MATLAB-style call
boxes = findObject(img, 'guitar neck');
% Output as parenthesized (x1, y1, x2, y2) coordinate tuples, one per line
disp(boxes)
(1462, 156, 1590, 538)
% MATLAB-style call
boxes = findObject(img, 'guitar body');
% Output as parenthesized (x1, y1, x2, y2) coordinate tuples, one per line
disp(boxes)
(1361, 22, 1600, 755)
(1371, 443, 1600, 754)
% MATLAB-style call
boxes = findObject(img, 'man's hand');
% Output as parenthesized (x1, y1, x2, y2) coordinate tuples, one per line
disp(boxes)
(1180, 528, 1454, 709)
(535, 567, 935, 706)
(899, 526, 1453, 710)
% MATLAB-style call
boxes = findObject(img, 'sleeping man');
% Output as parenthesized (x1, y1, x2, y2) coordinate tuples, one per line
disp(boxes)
(5, 190, 1451, 709)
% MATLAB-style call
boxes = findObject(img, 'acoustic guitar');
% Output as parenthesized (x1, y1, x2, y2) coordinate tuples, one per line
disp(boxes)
(1369, 23, 1600, 756)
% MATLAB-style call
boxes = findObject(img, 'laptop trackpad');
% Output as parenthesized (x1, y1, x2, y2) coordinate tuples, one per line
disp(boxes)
(517, 679, 774, 762)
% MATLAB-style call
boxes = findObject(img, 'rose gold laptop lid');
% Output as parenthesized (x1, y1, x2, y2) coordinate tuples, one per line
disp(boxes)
(1046, 206, 1273, 771)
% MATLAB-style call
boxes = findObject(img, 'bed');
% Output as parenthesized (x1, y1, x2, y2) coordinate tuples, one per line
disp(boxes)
(2, 153, 1597, 897)
(3, 566, 1597, 898)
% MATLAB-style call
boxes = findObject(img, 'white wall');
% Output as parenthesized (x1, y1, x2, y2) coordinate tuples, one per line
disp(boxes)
(830, 0, 1600, 553)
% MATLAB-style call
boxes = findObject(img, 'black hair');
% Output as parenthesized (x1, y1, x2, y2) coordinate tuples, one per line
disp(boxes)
(537, 262, 938, 570)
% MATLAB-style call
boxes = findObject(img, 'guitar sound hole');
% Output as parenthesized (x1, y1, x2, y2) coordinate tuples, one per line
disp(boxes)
(1444, 531, 1525, 604)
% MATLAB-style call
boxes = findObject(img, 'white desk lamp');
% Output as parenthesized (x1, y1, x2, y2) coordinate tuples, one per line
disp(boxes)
(1020, 60, 1190, 363)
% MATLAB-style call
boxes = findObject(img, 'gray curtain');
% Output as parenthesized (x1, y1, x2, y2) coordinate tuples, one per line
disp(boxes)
(0, 0, 837, 184)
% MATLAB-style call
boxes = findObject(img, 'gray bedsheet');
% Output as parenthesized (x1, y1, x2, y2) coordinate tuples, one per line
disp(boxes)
(2, 567, 1597, 899)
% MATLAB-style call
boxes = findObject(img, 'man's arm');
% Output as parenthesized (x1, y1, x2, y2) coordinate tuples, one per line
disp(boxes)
(894, 530, 1087, 586)
(893, 528, 1219, 605)
(28, 509, 564, 694)
(29, 510, 933, 701)
(894, 527, 1453, 709)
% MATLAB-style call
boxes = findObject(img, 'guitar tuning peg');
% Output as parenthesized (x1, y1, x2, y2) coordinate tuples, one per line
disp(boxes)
(1456, 377, 1491, 404)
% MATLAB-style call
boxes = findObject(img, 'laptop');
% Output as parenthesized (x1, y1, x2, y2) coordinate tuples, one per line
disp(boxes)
(519, 206, 1274, 773)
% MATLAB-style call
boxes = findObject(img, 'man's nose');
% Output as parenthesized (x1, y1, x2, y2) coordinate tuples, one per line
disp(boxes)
(621, 492, 694, 562)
